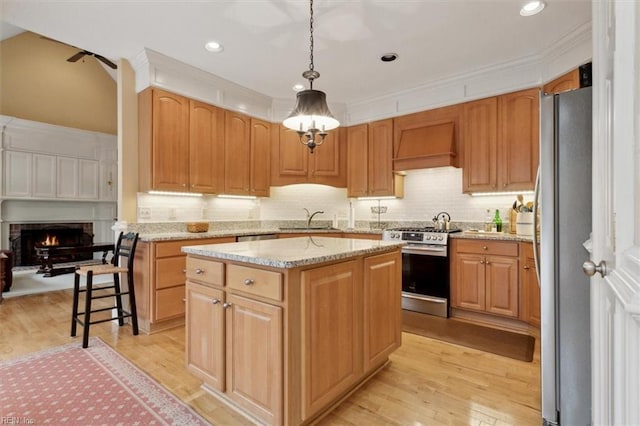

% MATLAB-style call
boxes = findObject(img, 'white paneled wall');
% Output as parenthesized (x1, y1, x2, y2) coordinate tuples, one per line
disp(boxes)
(137, 167, 531, 226)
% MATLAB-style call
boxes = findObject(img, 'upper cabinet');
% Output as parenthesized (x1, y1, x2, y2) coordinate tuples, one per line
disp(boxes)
(138, 88, 224, 194)
(271, 125, 346, 187)
(543, 69, 581, 95)
(462, 88, 539, 193)
(392, 104, 462, 172)
(347, 119, 404, 198)
(224, 111, 270, 197)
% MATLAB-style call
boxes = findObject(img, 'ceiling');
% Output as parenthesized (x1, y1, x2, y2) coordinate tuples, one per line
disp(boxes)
(1, 1, 591, 105)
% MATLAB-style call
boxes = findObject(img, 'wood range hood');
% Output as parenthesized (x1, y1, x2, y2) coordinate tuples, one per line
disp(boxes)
(392, 104, 461, 171)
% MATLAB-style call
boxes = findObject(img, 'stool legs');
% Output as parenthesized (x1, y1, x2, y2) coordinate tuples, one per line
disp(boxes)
(112, 272, 125, 327)
(71, 271, 80, 337)
(82, 271, 94, 348)
(127, 271, 139, 336)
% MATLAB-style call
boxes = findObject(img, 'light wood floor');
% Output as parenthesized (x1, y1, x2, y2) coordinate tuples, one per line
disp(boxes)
(0, 290, 541, 425)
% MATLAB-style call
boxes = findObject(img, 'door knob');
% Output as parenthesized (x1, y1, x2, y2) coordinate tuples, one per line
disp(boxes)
(582, 260, 607, 278)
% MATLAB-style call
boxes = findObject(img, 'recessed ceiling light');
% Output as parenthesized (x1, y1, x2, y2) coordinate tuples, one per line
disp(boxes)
(380, 53, 398, 62)
(204, 41, 224, 52)
(520, 1, 546, 16)
(292, 83, 305, 92)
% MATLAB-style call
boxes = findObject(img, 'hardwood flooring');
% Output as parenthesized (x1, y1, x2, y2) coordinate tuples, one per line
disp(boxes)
(0, 290, 541, 425)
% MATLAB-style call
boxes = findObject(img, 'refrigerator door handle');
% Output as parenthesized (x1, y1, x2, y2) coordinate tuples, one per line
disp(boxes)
(533, 165, 541, 285)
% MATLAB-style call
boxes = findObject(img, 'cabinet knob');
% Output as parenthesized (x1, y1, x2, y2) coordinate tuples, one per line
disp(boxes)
(485, 260, 490, 265)
(524, 265, 530, 270)
(480, 260, 485, 264)
(243, 278, 255, 286)
(223, 302, 232, 309)
(195, 268, 204, 274)
(482, 246, 488, 250)
(211, 298, 220, 304)
(183, 269, 187, 273)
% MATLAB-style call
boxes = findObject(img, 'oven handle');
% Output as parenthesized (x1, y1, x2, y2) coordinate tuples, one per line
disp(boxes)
(401, 246, 447, 257)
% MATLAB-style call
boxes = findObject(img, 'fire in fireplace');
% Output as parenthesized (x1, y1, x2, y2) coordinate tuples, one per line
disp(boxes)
(9, 223, 94, 267)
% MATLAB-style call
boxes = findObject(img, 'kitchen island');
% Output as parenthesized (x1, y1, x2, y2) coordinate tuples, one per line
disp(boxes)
(182, 236, 403, 425)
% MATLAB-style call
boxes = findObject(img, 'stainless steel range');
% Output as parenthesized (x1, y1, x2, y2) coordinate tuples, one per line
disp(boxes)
(382, 227, 461, 317)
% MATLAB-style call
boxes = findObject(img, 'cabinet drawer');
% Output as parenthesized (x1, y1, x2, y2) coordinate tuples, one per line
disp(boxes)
(186, 257, 224, 286)
(227, 264, 283, 301)
(156, 256, 187, 289)
(454, 239, 518, 257)
(155, 286, 185, 321)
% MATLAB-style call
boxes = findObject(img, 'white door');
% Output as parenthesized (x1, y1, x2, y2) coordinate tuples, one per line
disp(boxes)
(590, 1, 640, 423)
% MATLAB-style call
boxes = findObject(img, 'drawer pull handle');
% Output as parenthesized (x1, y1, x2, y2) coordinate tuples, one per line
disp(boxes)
(195, 268, 205, 274)
(524, 265, 530, 270)
(482, 246, 488, 250)
(244, 278, 255, 286)
(223, 302, 232, 309)
(212, 298, 220, 304)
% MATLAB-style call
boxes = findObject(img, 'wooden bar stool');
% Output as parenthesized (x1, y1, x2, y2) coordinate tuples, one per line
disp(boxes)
(71, 232, 139, 348)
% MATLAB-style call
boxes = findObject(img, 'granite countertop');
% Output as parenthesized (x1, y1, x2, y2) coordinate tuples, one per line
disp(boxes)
(181, 236, 404, 269)
(451, 230, 534, 243)
(138, 228, 379, 242)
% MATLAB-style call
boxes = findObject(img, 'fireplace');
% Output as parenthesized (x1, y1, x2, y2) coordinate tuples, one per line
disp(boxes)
(10, 223, 94, 267)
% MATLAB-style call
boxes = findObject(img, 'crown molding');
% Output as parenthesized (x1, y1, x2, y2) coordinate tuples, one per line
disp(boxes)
(129, 23, 591, 126)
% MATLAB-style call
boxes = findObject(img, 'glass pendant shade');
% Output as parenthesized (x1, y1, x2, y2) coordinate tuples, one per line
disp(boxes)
(283, 89, 339, 132)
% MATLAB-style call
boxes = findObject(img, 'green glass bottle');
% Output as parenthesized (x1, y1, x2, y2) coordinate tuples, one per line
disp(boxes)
(493, 209, 503, 232)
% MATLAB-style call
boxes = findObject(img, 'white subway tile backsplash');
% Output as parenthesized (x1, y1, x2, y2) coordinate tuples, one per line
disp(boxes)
(137, 168, 527, 226)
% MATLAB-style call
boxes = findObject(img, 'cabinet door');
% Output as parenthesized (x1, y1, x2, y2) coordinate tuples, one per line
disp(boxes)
(368, 119, 396, 196)
(189, 100, 224, 194)
(499, 88, 539, 191)
(347, 124, 369, 197)
(152, 89, 190, 191)
(250, 118, 271, 197)
(226, 293, 282, 425)
(186, 282, 225, 391)
(4, 151, 32, 197)
(519, 244, 541, 326)
(33, 154, 56, 198)
(310, 130, 343, 186)
(57, 156, 78, 198)
(78, 159, 99, 199)
(273, 125, 308, 184)
(224, 111, 251, 194)
(301, 260, 362, 420)
(463, 97, 498, 192)
(363, 251, 401, 371)
(485, 255, 519, 318)
(451, 253, 486, 312)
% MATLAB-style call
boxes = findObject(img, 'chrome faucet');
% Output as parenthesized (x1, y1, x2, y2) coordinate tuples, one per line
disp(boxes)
(303, 208, 325, 229)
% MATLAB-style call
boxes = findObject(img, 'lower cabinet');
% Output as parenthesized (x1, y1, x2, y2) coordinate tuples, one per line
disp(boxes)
(450, 239, 519, 318)
(185, 248, 401, 425)
(519, 242, 541, 327)
(133, 236, 235, 334)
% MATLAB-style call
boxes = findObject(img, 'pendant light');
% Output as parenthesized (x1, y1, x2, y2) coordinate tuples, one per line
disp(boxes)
(283, 0, 339, 153)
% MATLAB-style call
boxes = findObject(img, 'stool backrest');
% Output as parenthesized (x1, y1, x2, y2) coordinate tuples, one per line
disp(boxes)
(113, 232, 139, 270)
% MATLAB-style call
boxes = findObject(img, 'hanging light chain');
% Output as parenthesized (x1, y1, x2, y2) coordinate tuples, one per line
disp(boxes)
(309, 0, 315, 73)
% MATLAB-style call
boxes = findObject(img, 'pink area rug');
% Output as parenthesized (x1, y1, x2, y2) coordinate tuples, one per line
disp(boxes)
(0, 338, 208, 425)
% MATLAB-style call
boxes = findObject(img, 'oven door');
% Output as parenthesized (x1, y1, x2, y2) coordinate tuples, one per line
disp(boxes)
(401, 246, 450, 317)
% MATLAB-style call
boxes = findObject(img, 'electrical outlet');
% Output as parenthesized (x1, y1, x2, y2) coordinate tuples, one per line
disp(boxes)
(168, 208, 177, 220)
(139, 207, 151, 219)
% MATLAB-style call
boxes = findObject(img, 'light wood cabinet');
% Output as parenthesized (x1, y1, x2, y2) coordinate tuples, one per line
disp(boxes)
(519, 242, 540, 327)
(185, 280, 283, 425)
(543, 68, 581, 95)
(347, 119, 403, 198)
(463, 88, 539, 193)
(363, 252, 402, 371)
(450, 239, 519, 318)
(133, 236, 235, 334)
(224, 111, 270, 196)
(341, 233, 382, 240)
(271, 125, 346, 187)
(185, 246, 402, 425)
(138, 88, 224, 194)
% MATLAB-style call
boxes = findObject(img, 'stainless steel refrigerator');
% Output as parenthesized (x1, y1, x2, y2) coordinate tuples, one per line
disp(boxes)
(535, 87, 592, 425)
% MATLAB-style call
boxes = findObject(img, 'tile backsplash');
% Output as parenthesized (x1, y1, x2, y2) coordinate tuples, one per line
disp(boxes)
(137, 167, 530, 227)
